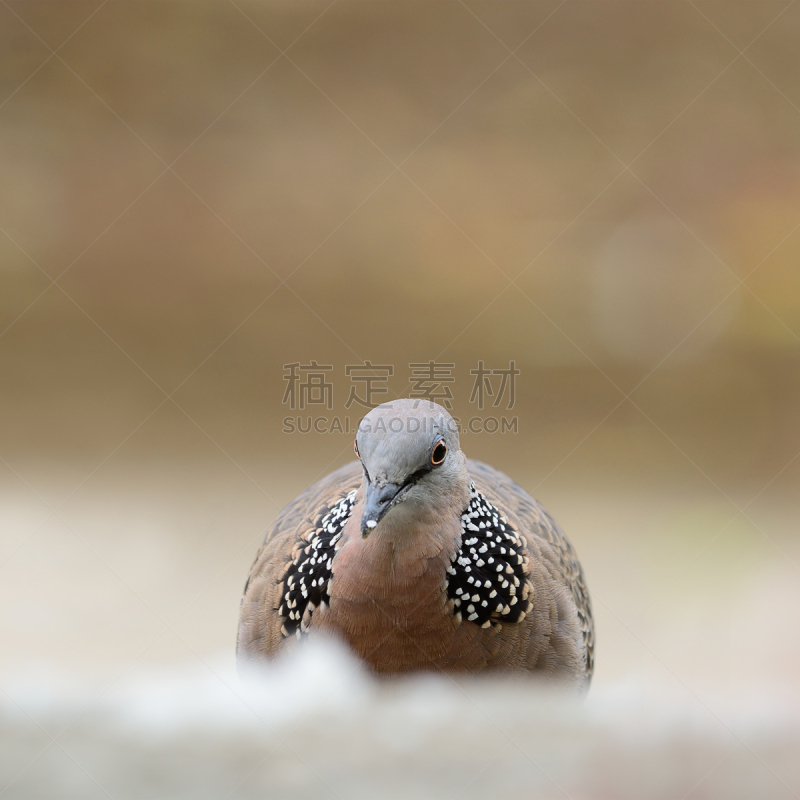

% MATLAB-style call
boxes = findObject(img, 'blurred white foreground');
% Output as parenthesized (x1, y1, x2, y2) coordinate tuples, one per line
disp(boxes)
(2, 636, 798, 800)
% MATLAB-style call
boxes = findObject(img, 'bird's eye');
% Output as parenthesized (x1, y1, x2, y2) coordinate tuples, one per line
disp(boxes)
(431, 440, 447, 466)
(354, 439, 360, 458)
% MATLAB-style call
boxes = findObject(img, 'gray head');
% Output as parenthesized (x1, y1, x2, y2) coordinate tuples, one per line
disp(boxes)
(354, 399, 467, 537)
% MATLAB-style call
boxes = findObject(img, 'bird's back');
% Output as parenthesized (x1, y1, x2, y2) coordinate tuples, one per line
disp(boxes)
(237, 459, 593, 684)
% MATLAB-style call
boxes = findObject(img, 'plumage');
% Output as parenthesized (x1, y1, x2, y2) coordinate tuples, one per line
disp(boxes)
(237, 400, 593, 688)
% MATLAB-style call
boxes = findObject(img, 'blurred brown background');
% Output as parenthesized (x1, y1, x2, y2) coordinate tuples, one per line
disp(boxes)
(1, 1, 799, 796)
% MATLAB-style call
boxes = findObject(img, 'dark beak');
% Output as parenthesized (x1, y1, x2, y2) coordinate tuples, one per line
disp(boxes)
(361, 482, 403, 538)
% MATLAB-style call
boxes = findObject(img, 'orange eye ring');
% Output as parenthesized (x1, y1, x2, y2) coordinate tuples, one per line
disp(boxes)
(431, 440, 447, 466)
(354, 439, 360, 458)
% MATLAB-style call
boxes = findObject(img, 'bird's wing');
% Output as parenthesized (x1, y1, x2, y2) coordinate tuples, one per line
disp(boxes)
(467, 459, 594, 680)
(237, 461, 362, 661)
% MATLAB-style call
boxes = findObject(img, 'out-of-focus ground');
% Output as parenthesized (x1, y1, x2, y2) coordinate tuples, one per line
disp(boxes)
(2, 636, 800, 800)
(1, 1, 800, 797)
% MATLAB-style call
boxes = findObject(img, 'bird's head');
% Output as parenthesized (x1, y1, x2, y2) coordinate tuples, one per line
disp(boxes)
(354, 399, 467, 538)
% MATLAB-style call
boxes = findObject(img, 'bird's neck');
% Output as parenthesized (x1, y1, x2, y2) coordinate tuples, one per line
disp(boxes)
(331, 487, 466, 604)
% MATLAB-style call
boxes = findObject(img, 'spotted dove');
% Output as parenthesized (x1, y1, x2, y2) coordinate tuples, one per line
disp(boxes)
(237, 399, 594, 687)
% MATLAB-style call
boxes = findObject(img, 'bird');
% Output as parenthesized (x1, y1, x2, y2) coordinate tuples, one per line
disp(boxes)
(237, 399, 594, 688)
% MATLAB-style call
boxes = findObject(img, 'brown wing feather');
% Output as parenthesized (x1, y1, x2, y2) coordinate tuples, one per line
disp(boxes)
(237, 461, 362, 662)
(467, 459, 594, 681)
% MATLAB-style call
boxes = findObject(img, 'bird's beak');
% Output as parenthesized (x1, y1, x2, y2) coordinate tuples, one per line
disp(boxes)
(361, 481, 403, 538)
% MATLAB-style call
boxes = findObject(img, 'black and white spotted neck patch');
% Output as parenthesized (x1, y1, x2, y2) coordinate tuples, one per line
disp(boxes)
(446, 483, 533, 629)
(278, 489, 356, 638)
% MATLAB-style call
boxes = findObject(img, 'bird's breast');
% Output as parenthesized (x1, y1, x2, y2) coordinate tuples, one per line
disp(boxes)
(315, 514, 462, 670)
